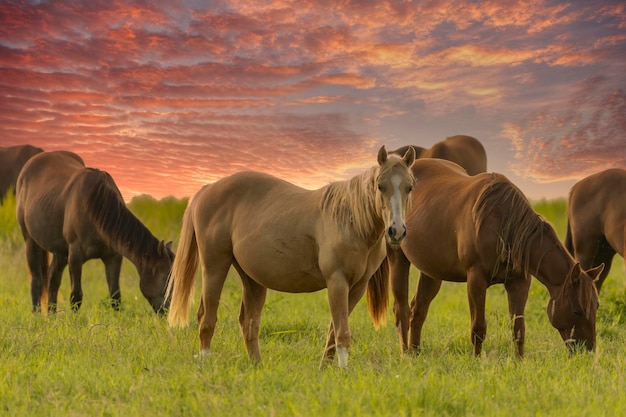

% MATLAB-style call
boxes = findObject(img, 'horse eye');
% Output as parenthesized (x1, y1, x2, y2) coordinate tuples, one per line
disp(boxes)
(573, 309, 583, 317)
(377, 184, 385, 192)
(407, 185, 413, 193)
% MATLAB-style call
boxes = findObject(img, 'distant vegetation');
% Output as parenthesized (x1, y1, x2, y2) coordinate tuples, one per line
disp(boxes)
(1, 195, 625, 416)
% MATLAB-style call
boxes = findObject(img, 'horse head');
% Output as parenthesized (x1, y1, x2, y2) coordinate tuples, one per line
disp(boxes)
(547, 262, 604, 351)
(375, 145, 415, 244)
(139, 240, 175, 314)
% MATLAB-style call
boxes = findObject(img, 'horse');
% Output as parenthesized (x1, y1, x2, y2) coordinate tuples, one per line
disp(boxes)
(166, 146, 416, 368)
(566, 168, 626, 292)
(16, 150, 174, 314)
(390, 135, 487, 175)
(381, 158, 603, 357)
(0, 144, 44, 203)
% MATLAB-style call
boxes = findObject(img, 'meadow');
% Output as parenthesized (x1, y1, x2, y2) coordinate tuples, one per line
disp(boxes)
(1, 192, 625, 416)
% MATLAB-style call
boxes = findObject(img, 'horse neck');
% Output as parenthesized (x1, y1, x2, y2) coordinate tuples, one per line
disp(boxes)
(529, 230, 574, 297)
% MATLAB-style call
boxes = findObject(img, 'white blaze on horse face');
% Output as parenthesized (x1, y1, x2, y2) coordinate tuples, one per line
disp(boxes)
(388, 174, 406, 242)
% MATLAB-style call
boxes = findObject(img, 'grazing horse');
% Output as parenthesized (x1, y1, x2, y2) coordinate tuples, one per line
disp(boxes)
(383, 158, 603, 356)
(166, 146, 415, 368)
(390, 135, 487, 175)
(566, 168, 626, 292)
(16, 151, 174, 314)
(0, 144, 43, 203)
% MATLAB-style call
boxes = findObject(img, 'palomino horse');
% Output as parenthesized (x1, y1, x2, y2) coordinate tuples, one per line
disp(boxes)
(383, 158, 603, 356)
(0, 144, 43, 203)
(167, 146, 415, 368)
(566, 168, 626, 292)
(390, 135, 487, 175)
(16, 151, 174, 314)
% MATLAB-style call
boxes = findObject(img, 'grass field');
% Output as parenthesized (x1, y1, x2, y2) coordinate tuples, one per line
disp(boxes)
(1, 192, 625, 416)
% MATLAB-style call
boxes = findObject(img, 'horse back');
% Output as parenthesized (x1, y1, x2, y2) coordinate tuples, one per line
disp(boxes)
(424, 135, 487, 175)
(16, 151, 109, 253)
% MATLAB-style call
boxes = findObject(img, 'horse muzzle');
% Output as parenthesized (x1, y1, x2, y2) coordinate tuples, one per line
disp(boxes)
(387, 224, 407, 244)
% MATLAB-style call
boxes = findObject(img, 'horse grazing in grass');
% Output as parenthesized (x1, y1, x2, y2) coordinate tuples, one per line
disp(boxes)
(0, 144, 43, 203)
(16, 151, 174, 314)
(383, 158, 603, 356)
(390, 135, 487, 175)
(566, 168, 626, 292)
(167, 146, 416, 368)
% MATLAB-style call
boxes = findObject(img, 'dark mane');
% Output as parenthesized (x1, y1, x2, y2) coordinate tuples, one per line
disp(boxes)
(472, 174, 545, 280)
(85, 169, 159, 267)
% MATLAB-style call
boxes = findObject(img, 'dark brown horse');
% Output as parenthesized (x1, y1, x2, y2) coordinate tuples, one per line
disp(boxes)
(566, 168, 626, 292)
(16, 151, 174, 314)
(167, 146, 415, 368)
(390, 135, 487, 175)
(0, 144, 44, 203)
(383, 158, 603, 356)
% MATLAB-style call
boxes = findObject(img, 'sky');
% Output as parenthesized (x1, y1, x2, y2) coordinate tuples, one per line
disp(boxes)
(1, 0, 624, 202)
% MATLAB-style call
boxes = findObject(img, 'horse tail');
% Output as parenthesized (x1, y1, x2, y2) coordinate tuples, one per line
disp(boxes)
(40, 250, 49, 312)
(166, 201, 199, 328)
(367, 257, 390, 329)
(564, 219, 574, 256)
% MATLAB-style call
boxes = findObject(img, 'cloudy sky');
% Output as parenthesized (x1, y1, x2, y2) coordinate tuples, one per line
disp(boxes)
(1, 0, 624, 201)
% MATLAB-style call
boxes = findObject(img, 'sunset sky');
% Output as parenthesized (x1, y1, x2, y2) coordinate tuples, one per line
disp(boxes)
(1, 0, 624, 202)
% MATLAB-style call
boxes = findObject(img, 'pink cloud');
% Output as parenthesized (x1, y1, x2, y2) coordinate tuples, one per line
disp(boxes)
(1, 0, 624, 201)
(507, 76, 626, 182)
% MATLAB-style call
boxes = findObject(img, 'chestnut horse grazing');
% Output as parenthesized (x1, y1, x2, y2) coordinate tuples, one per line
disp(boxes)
(385, 159, 603, 356)
(566, 168, 626, 292)
(16, 151, 174, 314)
(0, 144, 43, 202)
(390, 135, 487, 175)
(167, 146, 415, 368)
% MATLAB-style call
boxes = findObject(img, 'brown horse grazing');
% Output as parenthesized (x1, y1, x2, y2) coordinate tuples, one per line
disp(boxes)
(566, 168, 626, 292)
(0, 144, 44, 203)
(383, 158, 603, 357)
(167, 146, 416, 368)
(390, 135, 487, 175)
(16, 151, 174, 314)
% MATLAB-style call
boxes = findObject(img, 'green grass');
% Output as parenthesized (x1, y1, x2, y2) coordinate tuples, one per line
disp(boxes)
(1, 195, 625, 416)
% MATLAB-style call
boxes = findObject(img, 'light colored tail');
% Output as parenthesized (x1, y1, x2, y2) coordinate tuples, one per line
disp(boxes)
(166, 201, 199, 327)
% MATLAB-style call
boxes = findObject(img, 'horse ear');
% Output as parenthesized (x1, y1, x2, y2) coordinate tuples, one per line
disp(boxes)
(165, 240, 173, 251)
(403, 146, 416, 167)
(377, 146, 388, 166)
(569, 262, 582, 284)
(587, 263, 605, 282)
(157, 240, 169, 257)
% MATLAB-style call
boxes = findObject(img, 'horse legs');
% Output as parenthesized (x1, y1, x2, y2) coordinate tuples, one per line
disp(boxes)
(504, 276, 531, 357)
(591, 241, 615, 292)
(320, 276, 367, 369)
(234, 264, 267, 365)
(103, 254, 123, 310)
(25, 238, 47, 313)
(47, 253, 68, 313)
(467, 268, 488, 356)
(408, 273, 442, 354)
(68, 247, 84, 311)
(388, 247, 412, 353)
(197, 258, 231, 358)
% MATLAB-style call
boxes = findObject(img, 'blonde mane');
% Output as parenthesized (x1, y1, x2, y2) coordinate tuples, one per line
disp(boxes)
(320, 166, 380, 242)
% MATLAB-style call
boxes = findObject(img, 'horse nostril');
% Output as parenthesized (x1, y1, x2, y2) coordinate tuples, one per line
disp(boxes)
(388, 227, 396, 238)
